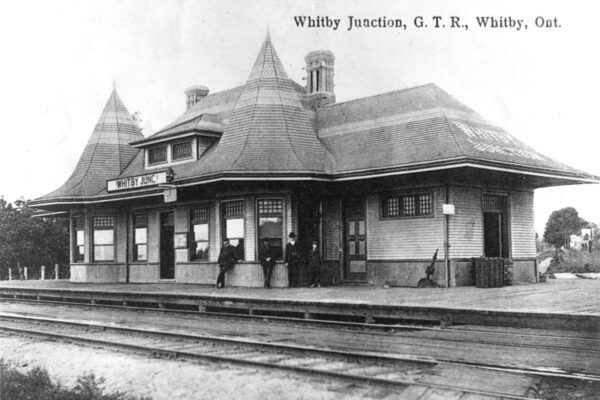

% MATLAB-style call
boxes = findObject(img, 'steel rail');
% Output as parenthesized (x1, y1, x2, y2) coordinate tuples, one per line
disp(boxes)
(0, 314, 542, 400)
(2, 298, 599, 352)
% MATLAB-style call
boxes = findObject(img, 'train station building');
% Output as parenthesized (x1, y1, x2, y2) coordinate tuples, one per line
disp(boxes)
(30, 33, 598, 287)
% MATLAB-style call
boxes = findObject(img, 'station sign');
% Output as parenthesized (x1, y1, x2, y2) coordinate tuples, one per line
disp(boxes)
(442, 204, 455, 215)
(107, 171, 168, 192)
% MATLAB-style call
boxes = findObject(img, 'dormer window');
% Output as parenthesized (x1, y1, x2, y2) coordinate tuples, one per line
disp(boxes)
(149, 146, 167, 165)
(172, 141, 192, 161)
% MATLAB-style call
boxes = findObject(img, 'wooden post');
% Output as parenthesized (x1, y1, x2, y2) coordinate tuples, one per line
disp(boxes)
(24, 267, 28, 280)
(55, 264, 59, 280)
(41, 266, 46, 280)
(8, 268, 11, 281)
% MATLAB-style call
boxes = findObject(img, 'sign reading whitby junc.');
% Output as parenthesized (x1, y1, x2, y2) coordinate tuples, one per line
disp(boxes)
(107, 171, 168, 192)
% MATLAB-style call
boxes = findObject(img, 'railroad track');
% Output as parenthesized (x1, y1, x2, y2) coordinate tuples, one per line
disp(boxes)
(0, 311, 587, 400)
(3, 297, 599, 358)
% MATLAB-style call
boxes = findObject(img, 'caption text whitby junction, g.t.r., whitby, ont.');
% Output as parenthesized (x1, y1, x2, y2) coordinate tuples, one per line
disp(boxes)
(293, 15, 561, 32)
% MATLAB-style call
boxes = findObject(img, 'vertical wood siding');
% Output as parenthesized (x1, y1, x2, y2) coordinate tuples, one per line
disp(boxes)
(510, 190, 536, 258)
(366, 187, 445, 259)
(175, 207, 189, 263)
(449, 186, 484, 258)
(147, 210, 160, 263)
(245, 196, 256, 261)
(83, 210, 91, 263)
(115, 212, 127, 263)
(209, 201, 218, 262)
(289, 194, 297, 237)
(323, 199, 341, 261)
(213, 202, 221, 260)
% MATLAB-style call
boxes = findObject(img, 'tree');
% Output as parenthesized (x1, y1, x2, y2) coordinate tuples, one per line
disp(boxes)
(543, 207, 589, 249)
(0, 197, 69, 279)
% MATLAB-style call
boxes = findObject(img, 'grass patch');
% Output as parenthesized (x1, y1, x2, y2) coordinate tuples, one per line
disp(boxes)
(538, 249, 600, 273)
(0, 359, 150, 400)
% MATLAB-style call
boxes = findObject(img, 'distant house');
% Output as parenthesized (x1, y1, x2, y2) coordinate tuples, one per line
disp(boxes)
(571, 229, 592, 250)
(31, 34, 599, 287)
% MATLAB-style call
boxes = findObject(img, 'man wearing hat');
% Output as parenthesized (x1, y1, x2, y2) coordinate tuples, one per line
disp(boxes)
(308, 239, 322, 288)
(284, 232, 302, 288)
(259, 238, 277, 288)
(216, 238, 238, 289)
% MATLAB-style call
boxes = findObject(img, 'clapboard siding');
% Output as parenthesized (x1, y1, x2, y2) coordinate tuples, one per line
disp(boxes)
(366, 187, 445, 259)
(511, 190, 536, 258)
(449, 186, 484, 258)
(323, 199, 341, 261)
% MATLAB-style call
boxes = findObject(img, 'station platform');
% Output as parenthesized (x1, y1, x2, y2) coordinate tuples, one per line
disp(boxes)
(0, 279, 599, 331)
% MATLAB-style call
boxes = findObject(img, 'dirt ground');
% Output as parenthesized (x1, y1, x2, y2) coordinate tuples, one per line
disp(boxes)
(0, 335, 404, 400)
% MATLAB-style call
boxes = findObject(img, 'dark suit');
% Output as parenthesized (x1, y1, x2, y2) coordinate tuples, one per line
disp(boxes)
(259, 243, 277, 288)
(216, 244, 237, 288)
(308, 248, 321, 286)
(285, 241, 302, 287)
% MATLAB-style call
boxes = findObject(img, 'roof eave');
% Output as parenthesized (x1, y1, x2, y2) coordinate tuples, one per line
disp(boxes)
(130, 130, 222, 148)
(31, 158, 597, 209)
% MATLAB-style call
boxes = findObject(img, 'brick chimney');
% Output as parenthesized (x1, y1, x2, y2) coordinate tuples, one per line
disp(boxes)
(304, 50, 335, 107)
(185, 85, 209, 110)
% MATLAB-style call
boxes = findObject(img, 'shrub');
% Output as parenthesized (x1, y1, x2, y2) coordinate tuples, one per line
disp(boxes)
(0, 360, 149, 400)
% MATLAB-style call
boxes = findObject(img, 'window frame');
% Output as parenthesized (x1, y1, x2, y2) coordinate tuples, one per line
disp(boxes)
(172, 140, 193, 161)
(148, 145, 168, 165)
(92, 215, 116, 262)
(380, 191, 434, 220)
(221, 199, 245, 260)
(132, 213, 148, 262)
(190, 206, 210, 261)
(256, 198, 285, 261)
(72, 215, 85, 263)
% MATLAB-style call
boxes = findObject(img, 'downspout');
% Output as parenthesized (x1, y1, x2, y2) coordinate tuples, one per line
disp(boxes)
(444, 183, 451, 288)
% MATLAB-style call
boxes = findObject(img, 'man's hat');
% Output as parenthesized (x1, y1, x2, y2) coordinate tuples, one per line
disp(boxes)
(288, 232, 296, 238)
(312, 239, 318, 245)
(223, 237, 230, 242)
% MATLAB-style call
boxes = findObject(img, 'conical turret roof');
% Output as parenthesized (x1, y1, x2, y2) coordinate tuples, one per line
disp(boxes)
(201, 32, 328, 174)
(38, 89, 143, 200)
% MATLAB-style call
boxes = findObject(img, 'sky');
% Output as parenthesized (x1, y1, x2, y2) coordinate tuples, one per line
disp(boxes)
(0, 0, 599, 235)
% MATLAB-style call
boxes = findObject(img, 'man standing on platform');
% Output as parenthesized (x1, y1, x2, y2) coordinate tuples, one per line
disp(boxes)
(308, 240, 321, 288)
(216, 238, 237, 289)
(285, 232, 302, 288)
(259, 238, 277, 288)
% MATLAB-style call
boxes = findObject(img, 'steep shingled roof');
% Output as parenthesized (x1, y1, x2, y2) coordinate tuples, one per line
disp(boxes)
(35, 89, 143, 200)
(32, 37, 598, 207)
(193, 32, 329, 174)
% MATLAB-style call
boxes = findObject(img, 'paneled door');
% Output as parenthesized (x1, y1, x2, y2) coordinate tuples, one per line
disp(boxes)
(344, 198, 366, 281)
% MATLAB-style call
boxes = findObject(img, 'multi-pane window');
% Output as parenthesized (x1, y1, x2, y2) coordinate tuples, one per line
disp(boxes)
(133, 214, 147, 261)
(172, 141, 192, 161)
(222, 200, 244, 260)
(92, 216, 115, 261)
(148, 146, 167, 165)
(382, 193, 433, 218)
(191, 207, 209, 260)
(257, 199, 283, 259)
(72, 216, 85, 262)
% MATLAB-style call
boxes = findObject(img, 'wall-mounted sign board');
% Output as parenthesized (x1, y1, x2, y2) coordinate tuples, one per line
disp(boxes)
(442, 204, 455, 215)
(107, 171, 168, 192)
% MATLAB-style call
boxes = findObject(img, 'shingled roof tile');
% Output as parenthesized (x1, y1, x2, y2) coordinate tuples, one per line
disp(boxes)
(35, 89, 144, 200)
